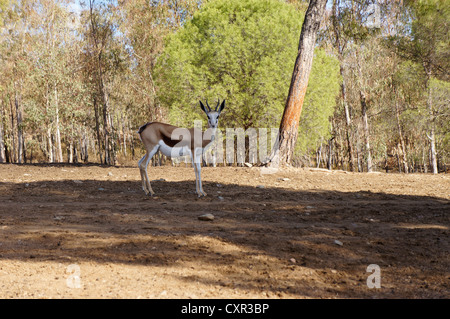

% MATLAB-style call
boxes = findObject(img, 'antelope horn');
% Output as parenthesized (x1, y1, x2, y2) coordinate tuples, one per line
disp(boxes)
(215, 98, 220, 111)
(205, 99, 212, 112)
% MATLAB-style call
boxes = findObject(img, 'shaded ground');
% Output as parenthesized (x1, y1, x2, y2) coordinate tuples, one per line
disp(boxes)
(0, 163, 448, 299)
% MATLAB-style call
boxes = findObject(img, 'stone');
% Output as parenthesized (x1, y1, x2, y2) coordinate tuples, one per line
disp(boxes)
(198, 214, 214, 221)
(334, 240, 343, 246)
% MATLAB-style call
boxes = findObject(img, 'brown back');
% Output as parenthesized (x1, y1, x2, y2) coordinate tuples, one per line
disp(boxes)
(139, 122, 215, 151)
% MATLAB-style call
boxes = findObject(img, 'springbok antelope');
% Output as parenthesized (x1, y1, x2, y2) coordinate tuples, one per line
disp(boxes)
(138, 99, 225, 197)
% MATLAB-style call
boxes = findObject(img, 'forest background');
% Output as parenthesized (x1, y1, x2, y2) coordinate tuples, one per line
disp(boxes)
(0, 0, 448, 173)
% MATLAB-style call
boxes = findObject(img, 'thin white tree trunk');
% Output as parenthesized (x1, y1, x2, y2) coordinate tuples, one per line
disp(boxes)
(55, 86, 63, 163)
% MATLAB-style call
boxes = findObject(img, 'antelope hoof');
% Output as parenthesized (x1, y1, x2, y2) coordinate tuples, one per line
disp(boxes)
(197, 192, 207, 197)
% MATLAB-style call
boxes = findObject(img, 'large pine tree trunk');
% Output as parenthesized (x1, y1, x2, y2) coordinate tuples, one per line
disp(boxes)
(267, 0, 327, 167)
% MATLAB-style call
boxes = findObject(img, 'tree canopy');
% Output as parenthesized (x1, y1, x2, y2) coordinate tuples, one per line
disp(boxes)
(156, 0, 340, 155)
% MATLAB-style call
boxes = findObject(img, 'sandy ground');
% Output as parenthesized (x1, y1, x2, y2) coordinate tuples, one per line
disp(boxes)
(0, 163, 448, 299)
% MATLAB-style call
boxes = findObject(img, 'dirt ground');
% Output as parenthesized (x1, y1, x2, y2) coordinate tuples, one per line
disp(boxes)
(0, 163, 448, 299)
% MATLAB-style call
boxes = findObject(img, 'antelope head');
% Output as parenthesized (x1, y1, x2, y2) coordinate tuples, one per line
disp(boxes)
(200, 99, 225, 129)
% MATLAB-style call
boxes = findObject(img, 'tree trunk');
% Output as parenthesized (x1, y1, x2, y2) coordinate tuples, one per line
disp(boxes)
(47, 127, 54, 163)
(341, 69, 355, 171)
(356, 50, 372, 172)
(0, 100, 5, 163)
(9, 97, 16, 163)
(317, 143, 322, 168)
(73, 142, 78, 163)
(396, 144, 402, 173)
(93, 95, 103, 164)
(332, 0, 354, 171)
(395, 100, 408, 173)
(55, 111, 63, 162)
(14, 88, 24, 164)
(360, 90, 373, 172)
(100, 79, 112, 165)
(266, 0, 327, 167)
(0, 119, 5, 163)
(355, 128, 362, 172)
(121, 114, 127, 157)
(54, 86, 63, 163)
(425, 72, 438, 174)
(89, 0, 115, 165)
(44, 82, 53, 163)
(83, 128, 89, 162)
(129, 118, 135, 158)
(422, 148, 428, 173)
(68, 139, 74, 163)
(327, 138, 333, 170)
(384, 146, 389, 173)
(428, 128, 438, 174)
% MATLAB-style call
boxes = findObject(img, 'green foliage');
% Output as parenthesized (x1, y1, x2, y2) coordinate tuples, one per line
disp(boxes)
(297, 49, 341, 152)
(0, 0, 9, 26)
(156, 0, 301, 129)
(394, 60, 428, 131)
(391, 0, 449, 79)
(156, 0, 340, 154)
(429, 77, 450, 154)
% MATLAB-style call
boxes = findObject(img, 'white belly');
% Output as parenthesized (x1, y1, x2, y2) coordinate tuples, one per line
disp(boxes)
(158, 140, 191, 158)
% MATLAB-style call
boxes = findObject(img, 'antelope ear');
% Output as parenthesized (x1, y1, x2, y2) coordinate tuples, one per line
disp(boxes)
(199, 101, 208, 114)
(218, 100, 225, 113)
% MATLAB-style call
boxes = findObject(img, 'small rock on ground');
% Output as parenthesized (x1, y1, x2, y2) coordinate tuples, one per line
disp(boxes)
(198, 214, 215, 221)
